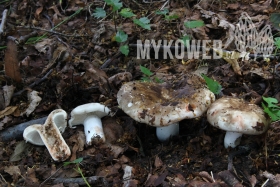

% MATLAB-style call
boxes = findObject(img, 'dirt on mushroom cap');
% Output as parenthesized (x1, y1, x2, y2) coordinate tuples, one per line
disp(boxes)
(117, 74, 215, 127)
(207, 97, 270, 135)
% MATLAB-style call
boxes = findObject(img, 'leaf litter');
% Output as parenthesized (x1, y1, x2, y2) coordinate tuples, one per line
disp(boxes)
(0, 0, 280, 186)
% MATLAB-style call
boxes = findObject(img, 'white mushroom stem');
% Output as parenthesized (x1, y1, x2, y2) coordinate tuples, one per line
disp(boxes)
(156, 123, 179, 142)
(84, 115, 105, 144)
(224, 131, 243, 148)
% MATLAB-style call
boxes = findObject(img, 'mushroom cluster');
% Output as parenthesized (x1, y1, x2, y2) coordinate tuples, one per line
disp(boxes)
(207, 97, 270, 148)
(117, 73, 215, 142)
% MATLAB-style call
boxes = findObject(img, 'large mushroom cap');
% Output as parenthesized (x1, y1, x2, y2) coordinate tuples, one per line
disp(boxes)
(69, 103, 110, 127)
(207, 97, 270, 135)
(117, 74, 215, 127)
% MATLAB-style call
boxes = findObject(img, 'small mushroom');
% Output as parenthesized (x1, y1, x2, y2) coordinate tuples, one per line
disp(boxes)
(68, 103, 110, 145)
(207, 97, 270, 148)
(117, 74, 215, 142)
(23, 109, 71, 161)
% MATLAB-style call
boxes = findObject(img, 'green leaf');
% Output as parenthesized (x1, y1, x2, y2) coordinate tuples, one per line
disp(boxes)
(120, 45, 129, 56)
(201, 74, 222, 94)
(141, 77, 151, 82)
(92, 8, 106, 18)
(184, 20, 205, 29)
(140, 65, 153, 76)
(115, 30, 128, 43)
(270, 13, 280, 30)
(120, 8, 135, 18)
(262, 97, 280, 109)
(154, 76, 164, 83)
(181, 35, 190, 47)
(63, 157, 83, 166)
(274, 37, 280, 49)
(133, 17, 151, 30)
(262, 97, 280, 122)
(155, 8, 169, 15)
(165, 14, 179, 21)
(105, 0, 122, 11)
(262, 102, 280, 122)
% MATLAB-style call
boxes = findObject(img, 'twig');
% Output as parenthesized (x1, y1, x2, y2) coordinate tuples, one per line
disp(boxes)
(13, 69, 53, 96)
(261, 179, 269, 187)
(0, 116, 47, 141)
(0, 9, 8, 35)
(17, 26, 88, 37)
(53, 176, 102, 185)
(39, 165, 63, 187)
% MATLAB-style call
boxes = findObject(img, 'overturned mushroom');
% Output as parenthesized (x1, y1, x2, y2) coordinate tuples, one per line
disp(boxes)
(69, 103, 110, 145)
(207, 97, 270, 148)
(117, 74, 215, 142)
(23, 109, 71, 161)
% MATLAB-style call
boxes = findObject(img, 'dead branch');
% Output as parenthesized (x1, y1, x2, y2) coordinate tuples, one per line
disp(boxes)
(53, 176, 103, 185)
(0, 116, 47, 141)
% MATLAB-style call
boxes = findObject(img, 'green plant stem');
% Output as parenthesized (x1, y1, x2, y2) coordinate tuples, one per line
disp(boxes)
(75, 167, 91, 187)
(52, 7, 83, 31)
(26, 7, 83, 44)
(113, 11, 117, 33)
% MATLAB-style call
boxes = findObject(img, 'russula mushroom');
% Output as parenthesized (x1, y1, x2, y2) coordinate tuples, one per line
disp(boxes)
(68, 103, 110, 145)
(117, 74, 215, 142)
(207, 97, 270, 148)
(23, 109, 71, 161)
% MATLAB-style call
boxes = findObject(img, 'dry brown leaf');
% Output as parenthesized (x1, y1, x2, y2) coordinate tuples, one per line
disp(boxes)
(0, 106, 18, 119)
(154, 155, 163, 168)
(3, 85, 15, 107)
(21, 90, 42, 117)
(4, 166, 21, 176)
(35, 6, 43, 20)
(227, 3, 240, 10)
(34, 38, 55, 53)
(4, 38, 21, 82)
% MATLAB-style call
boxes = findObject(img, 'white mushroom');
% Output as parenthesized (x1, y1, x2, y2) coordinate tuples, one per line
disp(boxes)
(68, 103, 110, 145)
(117, 74, 215, 142)
(23, 109, 71, 161)
(207, 97, 270, 148)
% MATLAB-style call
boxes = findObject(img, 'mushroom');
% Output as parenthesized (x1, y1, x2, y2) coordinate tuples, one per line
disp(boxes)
(23, 109, 71, 161)
(207, 97, 270, 148)
(68, 103, 110, 145)
(117, 74, 215, 142)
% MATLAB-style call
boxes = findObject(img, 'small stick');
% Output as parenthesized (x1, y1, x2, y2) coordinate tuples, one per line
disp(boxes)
(17, 26, 88, 37)
(0, 9, 8, 35)
(13, 69, 53, 96)
(261, 179, 269, 187)
(53, 176, 102, 185)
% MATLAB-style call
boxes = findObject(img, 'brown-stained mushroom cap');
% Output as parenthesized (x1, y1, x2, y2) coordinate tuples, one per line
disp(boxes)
(117, 74, 215, 127)
(207, 97, 271, 148)
(207, 97, 270, 134)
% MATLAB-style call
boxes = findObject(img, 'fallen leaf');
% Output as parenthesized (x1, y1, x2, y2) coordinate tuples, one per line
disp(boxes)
(0, 106, 18, 119)
(154, 155, 163, 168)
(21, 90, 42, 117)
(3, 85, 15, 107)
(4, 165, 21, 176)
(4, 38, 21, 82)
(10, 141, 30, 161)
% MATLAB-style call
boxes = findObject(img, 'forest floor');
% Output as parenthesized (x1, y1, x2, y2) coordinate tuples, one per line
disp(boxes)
(1, 0, 280, 186)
